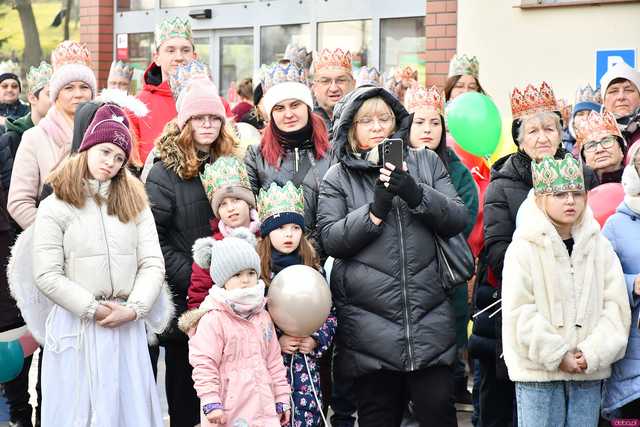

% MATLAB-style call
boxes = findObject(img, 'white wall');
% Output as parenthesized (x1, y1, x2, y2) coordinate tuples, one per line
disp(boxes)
(457, 1, 640, 126)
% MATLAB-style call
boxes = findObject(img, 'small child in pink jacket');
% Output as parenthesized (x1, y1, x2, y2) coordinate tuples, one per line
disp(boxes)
(179, 228, 291, 427)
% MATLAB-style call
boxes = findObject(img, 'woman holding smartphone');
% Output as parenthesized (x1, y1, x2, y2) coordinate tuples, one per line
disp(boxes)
(317, 86, 468, 427)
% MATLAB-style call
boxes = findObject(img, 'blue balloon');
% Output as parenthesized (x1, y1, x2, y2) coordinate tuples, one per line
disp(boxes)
(0, 340, 24, 382)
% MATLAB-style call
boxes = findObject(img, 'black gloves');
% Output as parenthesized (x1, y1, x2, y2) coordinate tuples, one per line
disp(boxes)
(370, 179, 395, 220)
(387, 168, 423, 209)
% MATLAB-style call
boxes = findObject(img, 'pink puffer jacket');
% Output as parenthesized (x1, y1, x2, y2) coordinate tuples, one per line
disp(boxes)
(188, 299, 290, 427)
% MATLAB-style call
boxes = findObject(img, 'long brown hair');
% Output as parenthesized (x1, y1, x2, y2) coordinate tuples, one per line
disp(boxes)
(47, 151, 149, 223)
(257, 234, 320, 285)
(444, 74, 486, 102)
(155, 119, 240, 180)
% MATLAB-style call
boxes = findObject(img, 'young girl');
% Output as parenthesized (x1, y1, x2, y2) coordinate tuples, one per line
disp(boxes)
(187, 156, 261, 309)
(30, 104, 170, 426)
(179, 228, 291, 427)
(256, 181, 337, 427)
(502, 154, 631, 426)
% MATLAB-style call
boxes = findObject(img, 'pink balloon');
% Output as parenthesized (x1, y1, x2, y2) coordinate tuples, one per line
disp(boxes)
(18, 332, 38, 357)
(588, 183, 625, 228)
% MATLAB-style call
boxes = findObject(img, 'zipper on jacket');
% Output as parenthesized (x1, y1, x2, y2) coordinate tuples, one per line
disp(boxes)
(396, 203, 415, 371)
(294, 147, 299, 172)
(96, 183, 115, 297)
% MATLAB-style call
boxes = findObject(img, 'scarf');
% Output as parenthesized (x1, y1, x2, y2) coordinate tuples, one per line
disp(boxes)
(38, 106, 73, 151)
(272, 117, 313, 148)
(271, 249, 302, 276)
(202, 280, 266, 319)
(218, 209, 261, 238)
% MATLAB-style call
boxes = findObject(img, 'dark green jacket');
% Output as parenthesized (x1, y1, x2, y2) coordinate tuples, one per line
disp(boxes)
(446, 147, 479, 238)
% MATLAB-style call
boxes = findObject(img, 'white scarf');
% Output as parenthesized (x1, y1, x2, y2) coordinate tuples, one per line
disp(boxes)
(201, 280, 266, 319)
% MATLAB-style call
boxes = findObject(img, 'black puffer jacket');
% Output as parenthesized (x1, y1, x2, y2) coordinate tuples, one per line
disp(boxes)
(244, 129, 332, 249)
(317, 87, 468, 379)
(145, 130, 214, 342)
(469, 149, 599, 362)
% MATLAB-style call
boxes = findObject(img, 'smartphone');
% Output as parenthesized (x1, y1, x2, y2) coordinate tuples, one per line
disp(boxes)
(381, 138, 404, 169)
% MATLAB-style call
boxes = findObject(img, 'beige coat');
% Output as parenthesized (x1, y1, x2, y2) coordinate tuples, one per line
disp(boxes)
(8, 117, 71, 229)
(32, 179, 166, 320)
(502, 192, 631, 382)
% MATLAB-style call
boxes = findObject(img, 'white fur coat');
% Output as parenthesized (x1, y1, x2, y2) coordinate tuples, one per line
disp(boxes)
(502, 192, 631, 382)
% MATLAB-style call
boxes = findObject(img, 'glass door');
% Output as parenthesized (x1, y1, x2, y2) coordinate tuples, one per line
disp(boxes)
(205, 28, 254, 100)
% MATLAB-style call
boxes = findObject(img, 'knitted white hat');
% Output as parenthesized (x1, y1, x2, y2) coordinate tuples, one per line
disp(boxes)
(600, 61, 640, 101)
(263, 81, 314, 116)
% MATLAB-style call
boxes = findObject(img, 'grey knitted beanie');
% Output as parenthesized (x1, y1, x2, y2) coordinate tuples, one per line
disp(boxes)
(192, 227, 260, 287)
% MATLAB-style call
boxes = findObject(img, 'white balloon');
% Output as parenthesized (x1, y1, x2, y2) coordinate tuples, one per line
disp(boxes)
(267, 265, 332, 337)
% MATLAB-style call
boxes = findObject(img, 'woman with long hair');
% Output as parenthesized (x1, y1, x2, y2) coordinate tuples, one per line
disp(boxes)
(30, 104, 170, 426)
(144, 61, 239, 426)
(244, 62, 331, 251)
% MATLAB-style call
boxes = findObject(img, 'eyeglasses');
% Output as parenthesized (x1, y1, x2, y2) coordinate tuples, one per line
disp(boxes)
(191, 115, 222, 126)
(356, 114, 394, 127)
(314, 77, 352, 87)
(583, 137, 617, 153)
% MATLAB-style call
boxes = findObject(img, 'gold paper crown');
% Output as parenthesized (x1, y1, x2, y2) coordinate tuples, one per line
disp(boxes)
(574, 110, 622, 146)
(404, 85, 444, 115)
(51, 41, 92, 71)
(26, 61, 53, 94)
(312, 48, 353, 73)
(510, 82, 558, 120)
(200, 157, 252, 201)
(394, 66, 418, 83)
(257, 181, 304, 223)
(448, 54, 480, 78)
(109, 60, 134, 80)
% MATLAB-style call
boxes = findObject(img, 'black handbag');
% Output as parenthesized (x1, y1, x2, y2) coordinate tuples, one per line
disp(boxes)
(435, 232, 474, 294)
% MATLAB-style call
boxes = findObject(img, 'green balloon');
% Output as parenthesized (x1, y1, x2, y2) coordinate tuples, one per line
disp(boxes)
(446, 92, 502, 157)
(0, 340, 24, 382)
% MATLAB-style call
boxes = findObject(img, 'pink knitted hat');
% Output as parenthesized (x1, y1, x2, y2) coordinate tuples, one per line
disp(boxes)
(176, 80, 226, 130)
(79, 104, 132, 160)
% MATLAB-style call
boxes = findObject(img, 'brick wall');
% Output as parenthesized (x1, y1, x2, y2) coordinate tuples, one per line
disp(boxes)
(79, 0, 114, 89)
(424, 0, 457, 88)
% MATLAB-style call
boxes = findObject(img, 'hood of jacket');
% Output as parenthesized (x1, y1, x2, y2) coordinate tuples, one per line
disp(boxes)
(5, 113, 33, 136)
(154, 121, 205, 179)
(513, 191, 601, 259)
(331, 86, 411, 172)
(142, 62, 172, 96)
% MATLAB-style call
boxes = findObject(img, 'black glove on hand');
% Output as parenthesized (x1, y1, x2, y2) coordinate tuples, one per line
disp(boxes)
(370, 179, 395, 220)
(387, 168, 423, 208)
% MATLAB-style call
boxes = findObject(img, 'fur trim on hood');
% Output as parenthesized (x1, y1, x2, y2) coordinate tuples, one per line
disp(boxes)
(154, 120, 196, 179)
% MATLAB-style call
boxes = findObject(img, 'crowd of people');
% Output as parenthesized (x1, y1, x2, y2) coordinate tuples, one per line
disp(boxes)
(0, 13, 639, 427)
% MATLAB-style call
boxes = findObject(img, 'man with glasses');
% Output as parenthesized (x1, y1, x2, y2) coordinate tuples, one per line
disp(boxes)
(311, 48, 356, 135)
(576, 110, 627, 185)
(600, 61, 640, 149)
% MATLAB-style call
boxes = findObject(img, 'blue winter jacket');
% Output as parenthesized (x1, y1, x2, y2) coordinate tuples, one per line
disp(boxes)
(602, 202, 640, 418)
